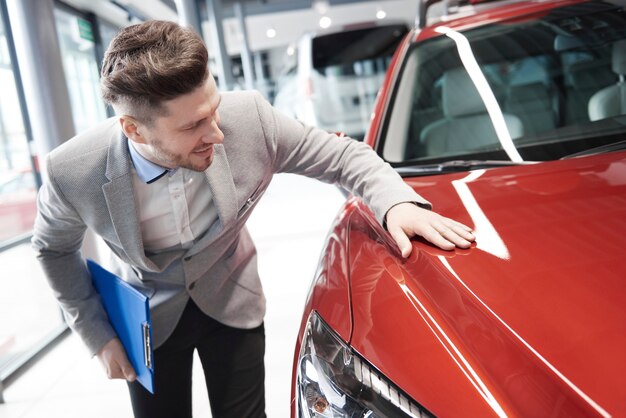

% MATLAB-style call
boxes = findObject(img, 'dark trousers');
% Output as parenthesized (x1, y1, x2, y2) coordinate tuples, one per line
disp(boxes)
(127, 299, 266, 418)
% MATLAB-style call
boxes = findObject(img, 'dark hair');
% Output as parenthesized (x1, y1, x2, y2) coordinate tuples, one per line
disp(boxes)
(101, 20, 209, 123)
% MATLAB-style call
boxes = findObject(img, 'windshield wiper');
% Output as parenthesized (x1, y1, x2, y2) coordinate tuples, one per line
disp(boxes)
(396, 160, 534, 176)
(561, 140, 626, 159)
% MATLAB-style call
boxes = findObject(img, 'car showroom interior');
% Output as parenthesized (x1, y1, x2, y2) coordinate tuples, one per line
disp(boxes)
(0, 0, 624, 417)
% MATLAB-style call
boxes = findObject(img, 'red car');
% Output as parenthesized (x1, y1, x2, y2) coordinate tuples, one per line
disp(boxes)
(291, 0, 626, 417)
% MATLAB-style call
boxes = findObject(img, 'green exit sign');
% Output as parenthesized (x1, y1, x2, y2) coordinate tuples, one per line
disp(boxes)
(77, 17, 94, 42)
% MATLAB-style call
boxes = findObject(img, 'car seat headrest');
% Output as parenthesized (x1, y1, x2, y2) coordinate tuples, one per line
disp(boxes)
(612, 39, 626, 76)
(443, 68, 488, 118)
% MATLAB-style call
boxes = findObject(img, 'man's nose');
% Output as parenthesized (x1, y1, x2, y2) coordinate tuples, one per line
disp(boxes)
(201, 119, 224, 144)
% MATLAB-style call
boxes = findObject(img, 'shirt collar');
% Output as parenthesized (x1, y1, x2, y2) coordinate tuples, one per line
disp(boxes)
(127, 139, 170, 184)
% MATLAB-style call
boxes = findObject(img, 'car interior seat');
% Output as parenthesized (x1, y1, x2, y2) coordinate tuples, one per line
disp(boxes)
(588, 39, 626, 121)
(420, 67, 524, 156)
(564, 56, 615, 123)
(505, 82, 555, 136)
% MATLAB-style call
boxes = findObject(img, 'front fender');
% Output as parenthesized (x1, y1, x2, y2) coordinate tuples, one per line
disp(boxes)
(289, 196, 400, 417)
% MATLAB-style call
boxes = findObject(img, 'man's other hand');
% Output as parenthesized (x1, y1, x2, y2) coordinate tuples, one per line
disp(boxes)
(96, 338, 137, 382)
(386, 202, 475, 257)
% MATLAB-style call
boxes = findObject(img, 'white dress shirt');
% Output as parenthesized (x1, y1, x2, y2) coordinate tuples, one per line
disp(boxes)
(127, 140, 218, 253)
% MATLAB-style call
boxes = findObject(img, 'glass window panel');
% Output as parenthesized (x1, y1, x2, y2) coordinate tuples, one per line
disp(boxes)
(0, 3, 65, 381)
(54, 7, 107, 133)
(0, 243, 64, 369)
(0, 6, 36, 243)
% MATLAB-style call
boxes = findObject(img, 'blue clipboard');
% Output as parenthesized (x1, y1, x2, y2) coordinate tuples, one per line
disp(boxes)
(87, 259, 154, 394)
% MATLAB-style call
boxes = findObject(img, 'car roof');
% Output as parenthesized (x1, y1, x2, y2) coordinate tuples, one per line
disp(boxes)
(414, 0, 588, 41)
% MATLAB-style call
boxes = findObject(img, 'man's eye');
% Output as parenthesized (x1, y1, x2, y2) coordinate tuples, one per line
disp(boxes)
(185, 119, 204, 130)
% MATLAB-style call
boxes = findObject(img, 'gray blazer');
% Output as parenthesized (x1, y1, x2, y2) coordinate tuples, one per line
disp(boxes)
(32, 91, 428, 356)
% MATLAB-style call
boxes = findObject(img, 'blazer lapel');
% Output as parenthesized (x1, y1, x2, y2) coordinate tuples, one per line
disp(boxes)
(102, 130, 159, 271)
(203, 143, 237, 231)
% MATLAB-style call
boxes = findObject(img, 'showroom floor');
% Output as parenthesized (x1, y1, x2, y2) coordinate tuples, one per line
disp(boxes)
(0, 173, 346, 418)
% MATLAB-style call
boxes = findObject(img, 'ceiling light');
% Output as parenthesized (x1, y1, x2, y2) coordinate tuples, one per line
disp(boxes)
(266, 28, 277, 38)
(319, 16, 332, 29)
(376, 9, 387, 19)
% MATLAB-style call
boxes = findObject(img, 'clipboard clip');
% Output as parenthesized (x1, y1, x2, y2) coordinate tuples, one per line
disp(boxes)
(142, 322, 153, 369)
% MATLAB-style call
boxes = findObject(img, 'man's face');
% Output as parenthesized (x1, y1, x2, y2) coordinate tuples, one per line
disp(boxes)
(131, 75, 224, 172)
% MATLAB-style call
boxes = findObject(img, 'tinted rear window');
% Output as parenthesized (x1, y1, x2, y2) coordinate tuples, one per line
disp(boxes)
(312, 24, 408, 71)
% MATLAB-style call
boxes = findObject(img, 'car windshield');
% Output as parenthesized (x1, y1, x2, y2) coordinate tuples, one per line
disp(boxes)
(382, 1, 626, 165)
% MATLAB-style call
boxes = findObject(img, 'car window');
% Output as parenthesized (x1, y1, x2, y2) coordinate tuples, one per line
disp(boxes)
(383, 1, 626, 163)
(312, 24, 408, 76)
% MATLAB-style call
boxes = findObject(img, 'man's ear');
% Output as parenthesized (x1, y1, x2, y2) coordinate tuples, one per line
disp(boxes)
(119, 116, 146, 144)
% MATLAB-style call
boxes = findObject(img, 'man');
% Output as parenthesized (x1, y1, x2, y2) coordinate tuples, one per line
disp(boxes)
(32, 20, 474, 418)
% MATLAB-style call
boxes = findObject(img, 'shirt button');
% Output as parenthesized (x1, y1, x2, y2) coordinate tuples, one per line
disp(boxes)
(188, 282, 196, 290)
(184, 256, 192, 261)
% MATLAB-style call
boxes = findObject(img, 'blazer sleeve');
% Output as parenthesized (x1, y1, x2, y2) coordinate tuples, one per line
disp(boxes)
(251, 91, 431, 224)
(31, 155, 116, 357)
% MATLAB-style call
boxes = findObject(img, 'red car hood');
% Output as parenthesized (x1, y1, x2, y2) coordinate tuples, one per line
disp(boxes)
(348, 151, 626, 417)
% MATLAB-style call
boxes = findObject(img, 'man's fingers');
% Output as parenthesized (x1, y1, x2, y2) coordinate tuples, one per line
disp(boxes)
(115, 351, 137, 382)
(450, 219, 474, 233)
(97, 338, 137, 382)
(104, 363, 123, 380)
(449, 221, 475, 241)
(121, 364, 137, 382)
(109, 360, 136, 382)
(384, 202, 476, 252)
(422, 225, 456, 251)
(439, 224, 474, 248)
(389, 226, 413, 258)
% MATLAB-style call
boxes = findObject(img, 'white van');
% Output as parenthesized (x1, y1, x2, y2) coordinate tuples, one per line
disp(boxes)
(273, 22, 408, 139)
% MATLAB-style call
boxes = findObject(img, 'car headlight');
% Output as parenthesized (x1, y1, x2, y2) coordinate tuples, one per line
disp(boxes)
(297, 311, 434, 418)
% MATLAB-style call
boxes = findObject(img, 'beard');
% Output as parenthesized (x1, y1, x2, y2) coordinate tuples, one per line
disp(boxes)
(148, 138, 214, 172)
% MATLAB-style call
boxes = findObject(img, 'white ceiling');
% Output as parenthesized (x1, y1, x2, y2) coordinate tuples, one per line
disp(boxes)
(61, 0, 417, 55)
